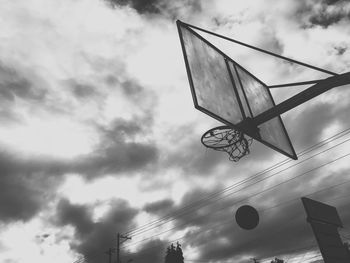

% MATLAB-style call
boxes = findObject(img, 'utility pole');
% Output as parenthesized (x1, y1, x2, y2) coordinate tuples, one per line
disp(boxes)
(105, 247, 115, 263)
(116, 233, 132, 263)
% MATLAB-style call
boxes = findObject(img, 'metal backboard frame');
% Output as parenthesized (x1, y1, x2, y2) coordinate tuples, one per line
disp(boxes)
(177, 20, 297, 160)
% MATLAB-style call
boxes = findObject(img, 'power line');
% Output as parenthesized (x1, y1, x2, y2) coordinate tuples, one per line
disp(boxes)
(122, 149, 350, 250)
(118, 178, 349, 263)
(124, 136, 350, 242)
(259, 181, 350, 213)
(73, 174, 350, 263)
(123, 127, 350, 237)
(122, 154, 350, 251)
(72, 129, 350, 263)
(126, 128, 350, 236)
(123, 185, 350, 251)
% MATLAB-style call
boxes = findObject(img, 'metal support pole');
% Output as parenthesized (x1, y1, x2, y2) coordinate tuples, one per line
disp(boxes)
(268, 79, 322, 88)
(116, 233, 132, 263)
(117, 233, 120, 263)
(250, 72, 350, 126)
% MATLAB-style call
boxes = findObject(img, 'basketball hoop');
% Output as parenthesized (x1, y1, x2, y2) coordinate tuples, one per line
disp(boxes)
(201, 126, 253, 162)
(178, 20, 350, 162)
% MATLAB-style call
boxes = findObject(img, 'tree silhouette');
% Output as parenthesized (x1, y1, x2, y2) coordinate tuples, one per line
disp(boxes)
(250, 258, 260, 263)
(164, 242, 184, 263)
(270, 258, 284, 263)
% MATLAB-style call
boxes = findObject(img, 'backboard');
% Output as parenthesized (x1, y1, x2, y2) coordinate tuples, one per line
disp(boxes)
(302, 197, 350, 263)
(177, 20, 297, 160)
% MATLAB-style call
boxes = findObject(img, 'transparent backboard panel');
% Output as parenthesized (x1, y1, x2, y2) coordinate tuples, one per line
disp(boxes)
(177, 21, 297, 159)
(232, 64, 296, 158)
(228, 63, 252, 119)
(178, 23, 243, 125)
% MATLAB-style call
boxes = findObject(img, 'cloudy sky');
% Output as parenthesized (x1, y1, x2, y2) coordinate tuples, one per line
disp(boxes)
(1, 0, 350, 262)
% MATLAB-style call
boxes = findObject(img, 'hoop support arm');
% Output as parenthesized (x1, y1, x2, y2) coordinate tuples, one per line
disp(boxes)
(268, 79, 322, 88)
(250, 72, 350, 127)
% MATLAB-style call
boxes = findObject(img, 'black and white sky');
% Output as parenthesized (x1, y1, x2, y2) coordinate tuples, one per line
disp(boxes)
(1, 0, 350, 263)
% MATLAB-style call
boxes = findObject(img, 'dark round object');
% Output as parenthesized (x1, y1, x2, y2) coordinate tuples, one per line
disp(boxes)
(235, 205, 259, 230)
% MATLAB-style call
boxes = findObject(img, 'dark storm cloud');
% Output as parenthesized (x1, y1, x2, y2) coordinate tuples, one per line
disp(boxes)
(54, 198, 138, 263)
(309, 11, 345, 28)
(73, 141, 158, 178)
(0, 151, 63, 222)
(0, 172, 45, 222)
(72, 118, 158, 178)
(129, 239, 167, 263)
(171, 187, 236, 228)
(0, 116, 158, 222)
(143, 199, 175, 215)
(294, 0, 350, 28)
(142, 186, 235, 234)
(324, 0, 344, 4)
(106, 0, 160, 14)
(56, 199, 94, 235)
(104, 0, 202, 19)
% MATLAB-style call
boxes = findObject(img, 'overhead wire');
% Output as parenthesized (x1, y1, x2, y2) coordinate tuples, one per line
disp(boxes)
(124, 135, 350, 241)
(126, 128, 350, 238)
(123, 127, 350, 237)
(71, 155, 350, 263)
(72, 130, 350, 263)
(122, 162, 350, 251)
(71, 247, 117, 263)
(122, 149, 350, 250)
(123, 185, 350, 251)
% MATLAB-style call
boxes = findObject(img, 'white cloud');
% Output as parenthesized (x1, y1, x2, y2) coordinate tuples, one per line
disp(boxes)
(0, 219, 75, 263)
(0, 116, 98, 158)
